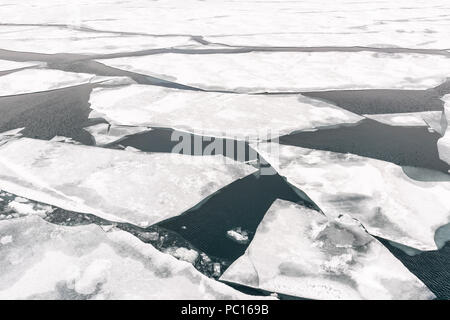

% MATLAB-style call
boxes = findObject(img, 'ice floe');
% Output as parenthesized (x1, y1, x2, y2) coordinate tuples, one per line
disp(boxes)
(84, 123, 151, 146)
(0, 60, 41, 72)
(0, 215, 265, 299)
(0, 68, 99, 97)
(0, 138, 256, 226)
(2, 1, 450, 49)
(226, 228, 249, 244)
(252, 142, 450, 251)
(0, 25, 196, 55)
(437, 95, 450, 165)
(98, 52, 450, 93)
(221, 200, 434, 300)
(88, 85, 362, 139)
(364, 111, 443, 131)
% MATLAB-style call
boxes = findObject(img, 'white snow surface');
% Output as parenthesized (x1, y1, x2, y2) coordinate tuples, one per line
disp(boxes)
(221, 200, 435, 300)
(365, 111, 444, 131)
(88, 85, 362, 140)
(0, 138, 256, 226)
(437, 95, 450, 165)
(0, 216, 268, 299)
(98, 52, 450, 93)
(0, 25, 195, 55)
(252, 142, 450, 251)
(0, 60, 41, 72)
(1, 1, 450, 49)
(0, 68, 103, 97)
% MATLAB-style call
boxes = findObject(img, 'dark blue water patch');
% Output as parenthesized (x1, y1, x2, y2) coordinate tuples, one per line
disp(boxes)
(377, 237, 450, 300)
(277, 119, 450, 173)
(302, 88, 445, 114)
(157, 172, 318, 264)
(109, 128, 257, 162)
(0, 84, 96, 145)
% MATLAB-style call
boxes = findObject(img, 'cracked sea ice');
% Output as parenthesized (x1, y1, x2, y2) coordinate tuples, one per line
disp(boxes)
(0, 138, 256, 226)
(88, 84, 362, 140)
(221, 199, 435, 300)
(252, 142, 450, 251)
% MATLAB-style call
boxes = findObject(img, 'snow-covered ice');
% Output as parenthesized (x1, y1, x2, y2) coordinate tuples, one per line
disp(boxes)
(226, 228, 249, 244)
(0, 25, 196, 55)
(98, 52, 450, 93)
(252, 142, 450, 251)
(221, 200, 435, 300)
(164, 247, 199, 265)
(0, 60, 41, 72)
(7, 199, 52, 218)
(364, 111, 444, 132)
(437, 95, 450, 165)
(0, 68, 98, 97)
(0, 215, 266, 299)
(0, 138, 256, 226)
(84, 123, 151, 146)
(1, 1, 450, 49)
(88, 85, 362, 140)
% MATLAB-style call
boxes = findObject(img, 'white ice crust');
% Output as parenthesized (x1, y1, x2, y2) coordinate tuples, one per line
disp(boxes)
(1, 1, 450, 49)
(0, 60, 41, 72)
(221, 200, 434, 300)
(0, 25, 195, 55)
(437, 95, 450, 165)
(252, 142, 450, 251)
(365, 111, 444, 133)
(0, 216, 267, 299)
(0, 68, 100, 97)
(98, 52, 450, 93)
(0, 138, 256, 226)
(88, 85, 362, 140)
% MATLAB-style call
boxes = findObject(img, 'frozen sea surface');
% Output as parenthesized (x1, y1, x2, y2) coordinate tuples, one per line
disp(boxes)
(0, 0, 449, 300)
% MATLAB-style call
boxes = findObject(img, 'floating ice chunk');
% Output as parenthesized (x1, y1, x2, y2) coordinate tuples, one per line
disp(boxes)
(7, 200, 50, 218)
(226, 228, 249, 244)
(253, 142, 450, 251)
(164, 247, 199, 265)
(0, 69, 98, 97)
(0, 138, 256, 226)
(0, 60, 41, 72)
(84, 123, 151, 146)
(98, 52, 450, 93)
(0, 216, 265, 299)
(0, 25, 195, 54)
(437, 95, 450, 165)
(221, 200, 434, 300)
(88, 85, 362, 140)
(364, 112, 443, 130)
(50, 136, 82, 145)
